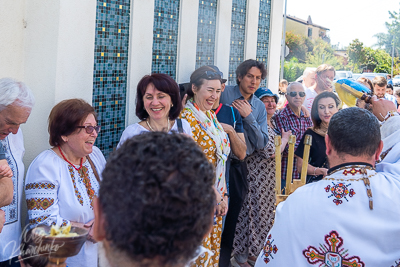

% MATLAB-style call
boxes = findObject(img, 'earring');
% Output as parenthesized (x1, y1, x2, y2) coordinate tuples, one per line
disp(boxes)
(171, 104, 174, 107)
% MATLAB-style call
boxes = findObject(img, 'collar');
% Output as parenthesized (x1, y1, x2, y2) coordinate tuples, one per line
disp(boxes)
(231, 85, 256, 108)
(327, 162, 374, 175)
(283, 104, 305, 117)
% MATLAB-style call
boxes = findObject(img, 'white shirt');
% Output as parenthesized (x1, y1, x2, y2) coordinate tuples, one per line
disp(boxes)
(0, 130, 25, 261)
(118, 119, 192, 148)
(25, 146, 106, 267)
(384, 93, 397, 106)
(303, 87, 318, 113)
(254, 165, 400, 266)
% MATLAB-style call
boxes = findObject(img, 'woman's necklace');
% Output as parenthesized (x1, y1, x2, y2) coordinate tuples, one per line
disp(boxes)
(146, 117, 170, 132)
(58, 146, 83, 172)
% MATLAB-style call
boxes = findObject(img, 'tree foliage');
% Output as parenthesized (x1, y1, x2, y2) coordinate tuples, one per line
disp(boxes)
(374, 6, 400, 57)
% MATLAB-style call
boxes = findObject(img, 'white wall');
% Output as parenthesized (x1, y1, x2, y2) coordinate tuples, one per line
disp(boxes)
(126, 0, 155, 125)
(176, 0, 199, 84)
(244, 0, 260, 60)
(214, 0, 233, 78)
(267, 0, 284, 93)
(22, 0, 97, 166)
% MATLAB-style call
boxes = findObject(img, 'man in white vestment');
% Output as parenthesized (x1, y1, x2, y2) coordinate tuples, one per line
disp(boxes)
(255, 103, 400, 267)
(0, 78, 34, 266)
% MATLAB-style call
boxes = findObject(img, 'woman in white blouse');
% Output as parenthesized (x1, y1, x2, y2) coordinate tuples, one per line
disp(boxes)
(118, 73, 191, 147)
(25, 99, 106, 267)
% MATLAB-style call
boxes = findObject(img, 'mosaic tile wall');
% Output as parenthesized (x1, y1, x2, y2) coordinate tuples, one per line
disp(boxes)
(92, 0, 131, 157)
(152, 0, 180, 79)
(257, 0, 272, 87)
(196, 0, 218, 69)
(228, 0, 247, 85)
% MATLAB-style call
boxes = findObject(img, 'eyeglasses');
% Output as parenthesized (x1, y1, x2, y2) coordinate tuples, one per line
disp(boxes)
(201, 70, 222, 80)
(76, 125, 101, 134)
(287, 91, 306, 97)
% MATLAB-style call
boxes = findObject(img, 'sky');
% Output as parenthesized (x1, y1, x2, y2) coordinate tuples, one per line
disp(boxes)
(285, 0, 400, 48)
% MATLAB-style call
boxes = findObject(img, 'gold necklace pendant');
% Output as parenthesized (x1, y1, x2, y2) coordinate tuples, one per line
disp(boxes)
(146, 118, 170, 132)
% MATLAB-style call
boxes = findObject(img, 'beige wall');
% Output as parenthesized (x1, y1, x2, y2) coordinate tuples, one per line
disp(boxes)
(286, 18, 307, 36)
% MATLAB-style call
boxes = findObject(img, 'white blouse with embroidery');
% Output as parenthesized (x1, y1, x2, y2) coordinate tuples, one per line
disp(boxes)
(25, 146, 106, 267)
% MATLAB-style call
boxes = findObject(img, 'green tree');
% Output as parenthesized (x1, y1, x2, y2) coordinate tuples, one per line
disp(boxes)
(285, 31, 307, 62)
(305, 39, 344, 69)
(374, 5, 400, 57)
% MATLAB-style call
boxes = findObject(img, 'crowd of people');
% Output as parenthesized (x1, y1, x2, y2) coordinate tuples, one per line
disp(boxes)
(0, 59, 400, 267)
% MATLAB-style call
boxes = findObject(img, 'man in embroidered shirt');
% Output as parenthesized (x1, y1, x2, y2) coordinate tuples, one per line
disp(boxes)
(275, 82, 312, 185)
(255, 107, 400, 267)
(303, 64, 335, 112)
(0, 78, 34, 266)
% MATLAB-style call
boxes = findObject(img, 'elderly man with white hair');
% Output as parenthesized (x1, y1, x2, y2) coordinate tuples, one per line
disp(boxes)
(301, 67, 316, 90)
(0, 78, 34, 266)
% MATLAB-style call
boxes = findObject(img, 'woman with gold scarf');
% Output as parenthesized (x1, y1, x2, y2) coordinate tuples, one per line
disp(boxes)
(295, 92, 340, 183)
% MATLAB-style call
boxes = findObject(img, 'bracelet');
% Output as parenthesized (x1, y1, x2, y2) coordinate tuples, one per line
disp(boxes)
(216, 197, 224, 206)
(313, 167, 318, 176)
(224, 193, 230, 198)
(379, 111, 399, 124)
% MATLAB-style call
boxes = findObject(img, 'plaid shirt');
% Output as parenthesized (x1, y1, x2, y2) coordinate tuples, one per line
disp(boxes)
(274, 105, 313, 180)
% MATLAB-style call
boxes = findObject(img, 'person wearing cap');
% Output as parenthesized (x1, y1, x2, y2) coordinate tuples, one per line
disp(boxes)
(230, 88, 291, 267)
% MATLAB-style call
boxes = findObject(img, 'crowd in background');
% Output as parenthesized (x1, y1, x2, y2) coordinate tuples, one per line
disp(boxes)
(0, 58, 399, 267)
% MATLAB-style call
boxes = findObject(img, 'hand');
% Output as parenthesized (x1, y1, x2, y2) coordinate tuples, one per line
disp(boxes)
(232, 100, 252, 118)
(370, 95, 397, 121)
(281, 128, 292, 141)
(0, 164, 13, 178)
(301, 106, 310, 118)
(216, 198, 228, 217)
(220, 123, 234, 135)
(84, 219, 96, 243)
(0, 210, 5, 233)
(316, 168, 328, 177)
(181, 94, 188, 107)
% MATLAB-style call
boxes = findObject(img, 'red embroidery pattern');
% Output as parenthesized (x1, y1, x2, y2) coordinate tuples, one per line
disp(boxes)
(25, 182, 55, 190)
(343, 168, 361, 176)
(262, 234, 278, 264)
(303, 230, 364, 267)
(68, 166, 84, 206)
(26, 198, 54, 210)
(325, 182, 355, 205)
(29, 215, 49, 225)
(79, 165, 96, 209)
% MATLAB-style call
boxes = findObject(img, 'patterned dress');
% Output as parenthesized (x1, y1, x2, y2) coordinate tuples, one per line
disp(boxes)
(232, 124, 276, 258)
(180, 109, 221, 267)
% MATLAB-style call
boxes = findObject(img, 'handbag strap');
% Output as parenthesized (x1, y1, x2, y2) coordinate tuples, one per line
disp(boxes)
(176, 118, 183, 133)
(86, 155, 100, 183)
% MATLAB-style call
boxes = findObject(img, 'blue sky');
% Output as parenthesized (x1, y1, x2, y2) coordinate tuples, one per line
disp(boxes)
(286, 0, 400, 48)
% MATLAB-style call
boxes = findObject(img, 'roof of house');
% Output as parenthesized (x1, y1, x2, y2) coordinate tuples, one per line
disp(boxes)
(286, 15, 330, 31)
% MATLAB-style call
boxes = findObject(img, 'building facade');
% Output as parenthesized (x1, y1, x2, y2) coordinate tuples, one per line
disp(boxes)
(286, 15, 330, 43)
(1, 0, 284, 160)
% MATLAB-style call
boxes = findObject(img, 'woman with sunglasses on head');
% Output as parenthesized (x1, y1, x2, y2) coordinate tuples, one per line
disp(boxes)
(25, 99, 106, 267)
(294, 91, 340, 183)
(180, 65, 230, 267)
(118, 74, 191, 147)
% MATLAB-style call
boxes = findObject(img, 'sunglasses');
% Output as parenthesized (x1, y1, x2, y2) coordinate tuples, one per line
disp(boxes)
(76, 125, 101, 134)
(201, 70, 222, 80)
(287, 91, 306, 97)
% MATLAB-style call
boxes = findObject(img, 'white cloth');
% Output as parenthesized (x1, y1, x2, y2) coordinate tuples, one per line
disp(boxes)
(303, 87, 317, 113)
(25, 147, 106, 267)
(0, 130, 25, 262)
(384, 93, 398, 106)
(255, 165, 400, 267)
(117, 119, 192, 148)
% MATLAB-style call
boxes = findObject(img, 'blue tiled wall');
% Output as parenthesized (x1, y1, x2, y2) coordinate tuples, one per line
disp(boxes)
(228, 0, 247, 85)
(257, 0, 272, 86)
(152, 0, 180, 79)
(92, 0, 131, 157)
(196, 0, 218, 69)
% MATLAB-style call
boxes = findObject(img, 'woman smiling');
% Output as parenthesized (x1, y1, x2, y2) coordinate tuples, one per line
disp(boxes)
(118, 74, 191, 147)
(295, 91, 341, 183)
(180, 66, 231, 267)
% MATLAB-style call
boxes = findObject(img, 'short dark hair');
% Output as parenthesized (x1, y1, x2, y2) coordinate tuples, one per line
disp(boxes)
(386, 84, 394, 90)
(328, 107, 380, 157)
(135, 74, 182, 121)
(235, 59, 267, 85)
(311, 91, 341, 128)
(48, 99, 96, 146)
(186, 65, 221, 99)
(100, 132, 215, 266)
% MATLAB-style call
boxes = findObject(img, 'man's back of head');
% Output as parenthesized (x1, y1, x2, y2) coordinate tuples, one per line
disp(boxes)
(327, 107, 381, 161)
(94, 132, 215, 267)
